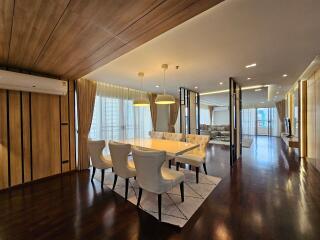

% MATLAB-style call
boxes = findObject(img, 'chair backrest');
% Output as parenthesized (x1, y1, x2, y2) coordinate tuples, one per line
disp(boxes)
(108, 141, 132, 177)
(132, 147, 166, 193)
(150, 131, 164, 139)
(186, 134, 210, 151)
(163, 132, 185, 141)
(88, 140, 106, 168)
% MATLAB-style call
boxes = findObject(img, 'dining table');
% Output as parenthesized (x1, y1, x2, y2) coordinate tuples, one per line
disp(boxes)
(120, 138, 199, 156)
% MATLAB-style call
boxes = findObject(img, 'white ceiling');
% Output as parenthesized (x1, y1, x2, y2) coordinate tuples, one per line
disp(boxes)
(85, 0, 320, 104)
(201, 87, 268, 106)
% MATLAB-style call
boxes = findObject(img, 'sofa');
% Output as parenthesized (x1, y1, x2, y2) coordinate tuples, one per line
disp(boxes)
(200, 124, 230, 139)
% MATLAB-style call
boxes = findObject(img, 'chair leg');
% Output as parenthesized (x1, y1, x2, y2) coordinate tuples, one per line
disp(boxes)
(180, 182, 184, 202)
(112, 174, 118, 190)
(196, 167, 199, 183)
(176, 162, 180, 171)
(169, 160, 172, 169)
(158, 194, 162, 221)
(91, 167, 96, 181)
(125, 178, 129, 200)
(203, 163, 208, 175)
(137, 188, 143, 206)
(101, 169, 105, 188)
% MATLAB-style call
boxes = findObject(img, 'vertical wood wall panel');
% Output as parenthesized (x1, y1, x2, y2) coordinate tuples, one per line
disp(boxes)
(0, 80, 76, 190)
(31, 93, 61, 180)
(22, 92, 31, 182)
(61, 125, 70, 173)
(69, 81, 76, 170)
(9, 91, 23, 186)
(0, 90, 9, 189)
(307, 77, 316, 166)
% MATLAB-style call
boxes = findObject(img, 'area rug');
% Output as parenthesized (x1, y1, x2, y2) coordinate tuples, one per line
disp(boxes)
(94, 169, 221, 227)
(242, 138, 253, 148)
(209, 139, 230, 146)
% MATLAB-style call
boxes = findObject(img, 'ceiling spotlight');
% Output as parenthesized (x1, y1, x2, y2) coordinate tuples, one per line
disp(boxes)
(194, 86, 198, 89)
(155, 85, 160, 88)
(254, 88, 262, 92)
(282, 74, 288, 77)
(245, 63, 257, 68)
(247, 77, 251, 80)
(219, 82, 223, 85)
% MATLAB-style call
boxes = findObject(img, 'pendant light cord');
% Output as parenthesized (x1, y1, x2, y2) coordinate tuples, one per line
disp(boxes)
(163, 68, 166, 95)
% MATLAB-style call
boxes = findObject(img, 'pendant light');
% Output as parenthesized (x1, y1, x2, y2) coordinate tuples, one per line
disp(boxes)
(155, 64, 175, 104)
(133, 72, 149, 107)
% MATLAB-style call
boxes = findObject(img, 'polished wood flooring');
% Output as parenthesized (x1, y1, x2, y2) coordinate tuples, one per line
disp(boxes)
(1, 136, 320, 239)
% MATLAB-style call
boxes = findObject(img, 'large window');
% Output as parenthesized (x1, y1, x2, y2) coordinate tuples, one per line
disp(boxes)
(200, 107, 210, 125)
(89, 82, 152, 143)
(242, 107, 280, 137)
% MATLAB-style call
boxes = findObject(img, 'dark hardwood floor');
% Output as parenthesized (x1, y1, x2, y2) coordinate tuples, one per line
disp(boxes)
(1, 136, 320, 240)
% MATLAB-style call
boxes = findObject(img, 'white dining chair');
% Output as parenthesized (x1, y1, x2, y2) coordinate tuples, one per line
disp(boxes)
(149, 131, 164, 139)
(163, 132, 185, 168)
(132, 147, 184, 221)
(109, 141, 136, 200)
(175, 134, 210, 183)
(88, 140, 113, 188)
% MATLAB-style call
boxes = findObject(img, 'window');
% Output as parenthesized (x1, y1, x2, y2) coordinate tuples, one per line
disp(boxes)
(200, 107, 210, 125)
(89, 83, 152, 146)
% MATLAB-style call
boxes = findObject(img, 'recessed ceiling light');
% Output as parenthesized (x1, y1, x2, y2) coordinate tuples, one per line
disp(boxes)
(245, 63, 257, 68)
(155, 85, 160, 88)
(219, 82, 223, 85)
(194, 86, 198, 89)
(282, 74, 288, 77)
(255, 88, 262, 92)
(247, 77, 251, 80)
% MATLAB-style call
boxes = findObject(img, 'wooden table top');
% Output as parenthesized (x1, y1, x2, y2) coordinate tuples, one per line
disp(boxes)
(120, 138, 199, 156)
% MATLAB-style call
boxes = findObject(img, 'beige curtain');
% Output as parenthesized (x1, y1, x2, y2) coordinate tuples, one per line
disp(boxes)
(76, 78, 97, 170)
(208, 106, 214, 125)
(148, 93, 157, 131)
(275, 100, 286, 132)
(168, 99, 180, 132)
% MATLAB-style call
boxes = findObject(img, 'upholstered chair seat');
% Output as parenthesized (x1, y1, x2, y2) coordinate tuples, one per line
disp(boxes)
(109, 141, 136, 200)
(175, 134, 210, 183)
(88, 140, 113, 188)
(150, 131, 164, 139)
(132, 147, 184, 221)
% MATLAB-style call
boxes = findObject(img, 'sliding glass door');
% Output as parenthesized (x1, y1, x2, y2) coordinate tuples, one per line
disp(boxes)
(257, 108, 269, 135)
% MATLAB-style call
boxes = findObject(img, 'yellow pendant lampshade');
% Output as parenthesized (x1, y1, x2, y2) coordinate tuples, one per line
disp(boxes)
(155, 64, 175, 105)
(133, 72, 149, 107)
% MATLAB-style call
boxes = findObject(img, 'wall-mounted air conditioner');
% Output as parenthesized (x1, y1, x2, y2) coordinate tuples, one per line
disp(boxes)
(0, 70, 67, 95)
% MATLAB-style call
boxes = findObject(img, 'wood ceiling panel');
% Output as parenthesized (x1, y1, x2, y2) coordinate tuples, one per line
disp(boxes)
(65, 0, 223, 79)
(0, 0, 223, 79)
(0, 0, 14, 65)
(8, 0, 69, 70)
(34, 0, 162, 77)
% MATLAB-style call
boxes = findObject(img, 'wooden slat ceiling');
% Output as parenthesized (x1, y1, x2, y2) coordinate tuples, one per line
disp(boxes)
(0, 0, 223, 80)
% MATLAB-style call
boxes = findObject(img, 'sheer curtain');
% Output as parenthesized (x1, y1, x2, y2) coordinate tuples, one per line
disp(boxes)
(89, 82, 152, 143)
(241, 108, 256, 135)
(200, 106, 210, 125)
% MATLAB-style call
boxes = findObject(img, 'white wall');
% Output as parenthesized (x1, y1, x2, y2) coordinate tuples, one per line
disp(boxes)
(213, 107, 229, 125)
(156, 105, 169, 132)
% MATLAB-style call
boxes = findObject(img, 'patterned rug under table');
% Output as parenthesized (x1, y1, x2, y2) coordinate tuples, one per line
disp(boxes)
(95, 169, 221, 227)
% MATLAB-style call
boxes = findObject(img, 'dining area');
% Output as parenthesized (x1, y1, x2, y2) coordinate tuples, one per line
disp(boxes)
(88, 132, 221, 227)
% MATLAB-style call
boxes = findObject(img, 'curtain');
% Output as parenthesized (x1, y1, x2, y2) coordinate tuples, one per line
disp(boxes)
(208, 106, 214, 125)
(89, 82, 152, 148)
(148, 93, 157, 131)
(241, 108, 256, 135)
(168, 99, 179, 132)
(275, 100, 286, 132)
(76, 78, 97, 170)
